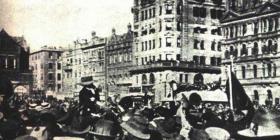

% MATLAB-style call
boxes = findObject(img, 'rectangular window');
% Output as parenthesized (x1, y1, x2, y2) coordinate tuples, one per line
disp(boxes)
(159, 54, 162, 61)
(149, 9, 152, 18)
(141, 11, 144, 21)
(48, 63, 53, 69)
(57, 84, 61, 91)
(145, 10, 148, 20)
(194, 39, 199, 49)
(149, 40, 152, 50)
(159, 6, 162, 15)
(166, 37, 172, 47)
(145, 41, 148, 50)
(57, 73, 61, 81)
(142, 42, 144, 51)
(49, 52, 53, 59)
(193, 56, 199, 64)
(177, 37, 181, 47)
(200, 40, 205, 50)
(166, 5, 173, 14)
(200, 56, 205, 65)
(242, 66, 246, 79)
(152, 7, 156, 17)
(152, 40, 155, 49)
(166, 22, 172, 30)
(159, 38, 162, 48)
(48, 73, 53, 80)
(185, 74, 188, 83)
(179, 74, 183, 83)
(57, 63, 61, 70)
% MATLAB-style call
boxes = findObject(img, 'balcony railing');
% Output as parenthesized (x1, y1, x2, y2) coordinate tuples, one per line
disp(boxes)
(130, 60, 220, 74)
(223, 53, 279, 64)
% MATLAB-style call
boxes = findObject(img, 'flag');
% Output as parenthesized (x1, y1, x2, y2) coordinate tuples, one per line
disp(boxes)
(225, 72, 255, 127)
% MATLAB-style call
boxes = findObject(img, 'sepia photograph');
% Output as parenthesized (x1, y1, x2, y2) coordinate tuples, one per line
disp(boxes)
(0, 0, 279, 139)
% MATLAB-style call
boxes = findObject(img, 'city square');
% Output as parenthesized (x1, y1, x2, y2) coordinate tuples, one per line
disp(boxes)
(1, 0, 280, 139)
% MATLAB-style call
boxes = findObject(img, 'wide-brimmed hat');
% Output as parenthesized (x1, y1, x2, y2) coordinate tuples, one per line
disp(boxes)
(41, 102, 51, 109)
(28, 103, 38, 110)
(90, 119, 120, 138)
(205, 127, 230, 140)
(121, 115, 151, 140)
(153, 117, 181, 139)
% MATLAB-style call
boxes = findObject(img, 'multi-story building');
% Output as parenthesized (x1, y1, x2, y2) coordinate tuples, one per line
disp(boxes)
(106, 25, 134, 97)
(130, 0, 225, 102)
(221, 0, 280, 105)
(61, 32, 107, 100)
(81, 32, 106, 100)
(0, 29, 32, 95)
(29, 46, 63, 95)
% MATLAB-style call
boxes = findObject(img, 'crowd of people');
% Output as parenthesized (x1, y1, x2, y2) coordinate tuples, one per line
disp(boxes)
(0, 74, 276, 140)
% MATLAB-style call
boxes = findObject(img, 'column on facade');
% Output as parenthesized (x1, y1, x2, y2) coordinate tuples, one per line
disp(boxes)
(258, 41, 262, 55)
(248, 43, 252, 56)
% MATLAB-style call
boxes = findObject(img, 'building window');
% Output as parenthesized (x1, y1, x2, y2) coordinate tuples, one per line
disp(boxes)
(253, 65, 257, 78)
(57, 63, 61, 70)
(150, 73, 155, 84)
(252, 42, 259, 55)
(142, 74, 147, 84)
(194, 39, 199, 49)
(242, 66, 246, 79)
(268, 63, 272, 77)
(179, 74, 183, 83)
(48, 63, 53, 69)
(200, 40, 204, 50)
(254, 22, 258, 34)
(166, 37, 172, 47)
(211, 57, 216, 66)
(165, 4, 173, 14)
(185, 74, 188, 83)
(166, 22, 172, 31)
(242, 24, 247, 35)
(193, 55, 199, 64)
(177, 37, 181, 47)
(200, 56, 205, 65)
(149, 40, 152, 50)
(274, 64, 277, 77)
(254, 90, 259, 101)
(241, 44, 248, 56)
(193, 7, 206, 18)
(48, 73, 53, 80)
(49, 52, 53, 59)
(159, 38, 162, 48)
(57, 73, 61, 81)
(159, 6, 162, 15)
(152, 39, 155, 49)
(211, 42, 216, 51)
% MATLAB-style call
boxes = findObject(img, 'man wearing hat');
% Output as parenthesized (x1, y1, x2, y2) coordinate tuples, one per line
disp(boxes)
(121, 114, 152, 140)
(90, 119, 121, 140)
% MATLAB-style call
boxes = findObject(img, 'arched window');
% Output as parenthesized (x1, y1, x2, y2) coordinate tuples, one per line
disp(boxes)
(252, 42, 259, 55)
(241, 44, 248, 56)
(253, 65, 257, 78)
(194, 73, 204, 85)
(142, 74, 147, 84)
(262, 45, 268, 54)
(150, 73, 155, 84)
(230, 46, 234, 55)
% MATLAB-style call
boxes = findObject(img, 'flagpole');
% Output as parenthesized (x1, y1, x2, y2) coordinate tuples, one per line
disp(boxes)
(228, 55, 234, 110)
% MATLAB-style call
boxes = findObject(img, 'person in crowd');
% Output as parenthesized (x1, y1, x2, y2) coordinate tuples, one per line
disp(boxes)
(90, 119, 122, 140)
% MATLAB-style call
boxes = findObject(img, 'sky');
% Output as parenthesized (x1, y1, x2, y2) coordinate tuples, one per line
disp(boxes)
(0, 0, 133, 51)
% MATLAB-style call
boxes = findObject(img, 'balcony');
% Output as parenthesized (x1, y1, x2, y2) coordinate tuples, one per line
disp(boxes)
(62, 64, 72, 71)
(130, 60, 221, 74)
(223, 53, 279, 64)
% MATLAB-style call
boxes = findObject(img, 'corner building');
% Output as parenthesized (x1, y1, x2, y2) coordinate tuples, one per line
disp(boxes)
(131, 0, 225, 102)
(221, 0, 280, 105)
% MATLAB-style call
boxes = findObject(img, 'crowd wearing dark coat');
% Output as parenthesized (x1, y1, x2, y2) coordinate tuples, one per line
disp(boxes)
(0, 76, 268, 140)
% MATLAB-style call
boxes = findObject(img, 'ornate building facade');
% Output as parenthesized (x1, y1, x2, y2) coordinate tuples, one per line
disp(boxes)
(29, 46, 63, 95)
(131, 0, 224, 102)
(0, 29, 32, 95)
(106, 25, 133, 98)
(221, 0, 280, 105)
